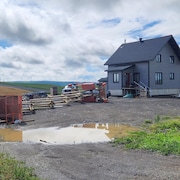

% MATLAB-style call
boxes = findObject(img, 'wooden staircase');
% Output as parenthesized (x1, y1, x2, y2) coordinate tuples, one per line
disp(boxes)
(134, 81, 149, 97)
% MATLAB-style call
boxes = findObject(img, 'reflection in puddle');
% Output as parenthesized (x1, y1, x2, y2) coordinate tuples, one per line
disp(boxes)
(23, 126, 110, 144)
(0, 123, 139, 145)
(74, 123, 139, 139)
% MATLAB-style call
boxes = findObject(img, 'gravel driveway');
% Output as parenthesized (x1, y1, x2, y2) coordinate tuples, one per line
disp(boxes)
(0, 97, 180, 180)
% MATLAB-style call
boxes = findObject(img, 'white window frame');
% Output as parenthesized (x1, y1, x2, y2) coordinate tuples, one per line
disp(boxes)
(169, 73, 175, 80)
(156, 54, 161, 62)
(155, 72, 163, 85)
(169, 56, 174, 63)
(113, 73, 119, 83)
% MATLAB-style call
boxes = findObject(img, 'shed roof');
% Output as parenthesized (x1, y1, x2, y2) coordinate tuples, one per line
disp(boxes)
(98, 77, 107, 82)
(105, 35, 180, 65)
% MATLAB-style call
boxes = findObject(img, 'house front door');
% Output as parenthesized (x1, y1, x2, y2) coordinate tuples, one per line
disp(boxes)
(125, 73, 130, 86)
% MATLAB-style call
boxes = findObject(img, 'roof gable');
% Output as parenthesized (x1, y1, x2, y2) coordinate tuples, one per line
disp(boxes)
(105, 35, 180, 65)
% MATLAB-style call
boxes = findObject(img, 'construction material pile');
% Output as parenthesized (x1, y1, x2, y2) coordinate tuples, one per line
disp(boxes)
(22, 82, 108, 114)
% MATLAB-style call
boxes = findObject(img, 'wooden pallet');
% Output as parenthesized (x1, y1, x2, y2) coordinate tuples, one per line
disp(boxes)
(22, 91, 84, 112)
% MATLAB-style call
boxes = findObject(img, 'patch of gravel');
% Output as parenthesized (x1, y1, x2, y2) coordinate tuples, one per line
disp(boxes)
(0, 97, 180, 180)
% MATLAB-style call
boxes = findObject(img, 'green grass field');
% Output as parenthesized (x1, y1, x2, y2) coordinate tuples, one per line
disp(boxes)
(0, 82, 64, 93)
(113, 116, 180, 156)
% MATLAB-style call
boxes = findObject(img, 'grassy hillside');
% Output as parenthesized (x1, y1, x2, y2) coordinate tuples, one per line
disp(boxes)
(0, 81, 65, 94)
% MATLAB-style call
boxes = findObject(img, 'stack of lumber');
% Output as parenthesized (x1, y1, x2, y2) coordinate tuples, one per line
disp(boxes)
(22, 102, 35, 114)
(49, 91, 83, 107)
(22, 91, 84, 113)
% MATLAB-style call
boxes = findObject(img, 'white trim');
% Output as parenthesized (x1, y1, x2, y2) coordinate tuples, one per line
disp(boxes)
(109, 90, 123, 96)
(149, 89, 180, 96)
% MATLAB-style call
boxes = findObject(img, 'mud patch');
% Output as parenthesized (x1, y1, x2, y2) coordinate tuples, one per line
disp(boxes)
(0, 128, 22, 142)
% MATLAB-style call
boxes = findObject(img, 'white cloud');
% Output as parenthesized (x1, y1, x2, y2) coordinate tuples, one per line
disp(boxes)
(0, 0, 180, 82)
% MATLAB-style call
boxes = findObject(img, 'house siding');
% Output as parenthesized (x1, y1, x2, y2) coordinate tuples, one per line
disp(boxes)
(134, 62, 149, 86)
(107, 70, 122, 96)
(149, 43, 180, 89)
(107, 66, 136, 96)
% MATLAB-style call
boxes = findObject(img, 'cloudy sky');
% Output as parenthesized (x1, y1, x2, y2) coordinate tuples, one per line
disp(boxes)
(0, 0, 180, 82)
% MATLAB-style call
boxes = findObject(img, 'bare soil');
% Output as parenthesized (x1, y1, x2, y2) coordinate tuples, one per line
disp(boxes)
(0, 86, 29, 95)
(0, 96, 180, 180)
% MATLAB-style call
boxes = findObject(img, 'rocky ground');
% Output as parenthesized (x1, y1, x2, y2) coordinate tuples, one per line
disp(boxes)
(0, 96, 180, 180)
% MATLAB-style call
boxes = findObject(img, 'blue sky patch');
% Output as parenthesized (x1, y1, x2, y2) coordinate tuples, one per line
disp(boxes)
(100, 56, 109, 61)
(143, 20, 161, 30)
(0, 40, 13, 48)
(101, 18, 121, 26)
(86, 66, 99, 72)
(78, 74, 94, 81)
(87, 17, 120, 29)
(128, 29, 143, 39)
(128, 20, 162, 39)
(174, 35, 180, 46)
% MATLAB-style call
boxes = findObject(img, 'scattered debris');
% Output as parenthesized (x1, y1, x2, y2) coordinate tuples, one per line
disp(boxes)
(14, 120, 22, 124)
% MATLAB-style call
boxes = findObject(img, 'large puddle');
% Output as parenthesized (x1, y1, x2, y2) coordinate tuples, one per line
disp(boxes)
(0, 123, 139, 145)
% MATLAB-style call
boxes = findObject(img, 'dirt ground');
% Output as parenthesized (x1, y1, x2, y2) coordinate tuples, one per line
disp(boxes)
(0, 86, 29, 95)
(0, 96, 180, 180)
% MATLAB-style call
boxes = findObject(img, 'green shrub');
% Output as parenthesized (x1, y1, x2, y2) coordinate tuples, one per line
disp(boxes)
(150, 119, 180, 132)
(154, 115, 161, 122)
(0, 153, 42, 180)
(144, 120, 153, 124)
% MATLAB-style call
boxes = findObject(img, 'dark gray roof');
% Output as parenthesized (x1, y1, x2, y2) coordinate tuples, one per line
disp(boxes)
(105, 65, 133, 72)
(105, 35, 180, 65)
(98, 77, 107, 82)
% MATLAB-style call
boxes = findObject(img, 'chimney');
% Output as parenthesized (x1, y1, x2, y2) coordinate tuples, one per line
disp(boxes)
(139, 38, 143, 42)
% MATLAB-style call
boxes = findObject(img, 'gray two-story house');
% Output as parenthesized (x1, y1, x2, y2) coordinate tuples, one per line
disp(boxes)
(104, 35, 180, 97)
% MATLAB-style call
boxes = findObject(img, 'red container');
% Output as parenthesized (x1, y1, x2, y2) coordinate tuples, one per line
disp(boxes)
(0, 96, 22, 123)
(83, 96, 96, 102)
(81, 83, 95, 91)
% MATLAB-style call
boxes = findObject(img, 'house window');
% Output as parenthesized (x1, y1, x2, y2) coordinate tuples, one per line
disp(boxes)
(169, 56, 174, 63)
(156, 54, 161, 62)
(113, 73, 119, 83)
(155, 72, 163, 85)
(170, 73, 175, 80)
